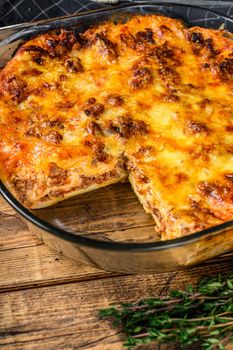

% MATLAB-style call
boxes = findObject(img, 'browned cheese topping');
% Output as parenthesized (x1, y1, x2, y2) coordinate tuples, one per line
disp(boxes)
(0, 15, 233, 239)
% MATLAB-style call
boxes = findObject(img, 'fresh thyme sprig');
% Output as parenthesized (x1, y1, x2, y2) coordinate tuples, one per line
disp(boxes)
(99, 274, 233, 350)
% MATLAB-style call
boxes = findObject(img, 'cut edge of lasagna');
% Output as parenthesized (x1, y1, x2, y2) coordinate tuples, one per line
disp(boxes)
(2, 167, 127, 209)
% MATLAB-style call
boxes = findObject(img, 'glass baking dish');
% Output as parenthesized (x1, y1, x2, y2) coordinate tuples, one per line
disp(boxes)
(0, 2, 233, 273)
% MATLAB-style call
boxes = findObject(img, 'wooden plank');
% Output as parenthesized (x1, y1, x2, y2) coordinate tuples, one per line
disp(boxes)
(0, 213, 40, 251)
(1, 233, 233, 291)
(0, 183, 159, 254)
(0, 244, 117, 291)
(1, 265, 233, 350)
(0, 196, 16, 215)
(1, 220, 233, 291)
(0, 196, 40, 250)
(33, 183, 158, 243)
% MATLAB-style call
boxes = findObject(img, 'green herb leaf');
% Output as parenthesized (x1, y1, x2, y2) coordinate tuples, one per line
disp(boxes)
(99, 274, 233, 350)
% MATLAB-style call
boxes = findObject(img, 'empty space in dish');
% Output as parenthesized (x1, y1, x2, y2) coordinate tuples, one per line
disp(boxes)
(33, 183, 160, 243)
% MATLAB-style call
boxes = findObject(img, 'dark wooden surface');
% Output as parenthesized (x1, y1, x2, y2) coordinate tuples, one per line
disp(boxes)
(1, 195, 233, 350)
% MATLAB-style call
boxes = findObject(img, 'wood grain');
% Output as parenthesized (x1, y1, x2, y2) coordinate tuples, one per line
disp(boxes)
(1, 187, 233, 350)
(1, 267, 233, 350)
(0, 197, 40, 251)
(32, 183, 160, 243)
(0, 183, 161, 251)
(0, 244, 118, 291)
(0, 194, 116, 292)
(1, 191, 233, 291)
(1, 240, 233, 292)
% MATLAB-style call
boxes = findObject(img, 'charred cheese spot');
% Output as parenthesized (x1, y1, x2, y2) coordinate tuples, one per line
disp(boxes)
(45, 40, 68, 58)
(57, 101, 75, 110)
(153, 42, 184, 70)
(129, 67, 153, 89)
(175, 173, 188, 183)
(94, 33, 118, 62)
(109, 116, 148, 138)
(42, 82, 55, 90)
(204, 38, 218, 58)
(41, 119, 64, 129)
(157, 66, 180, 91)
(227, 146, 233, 154)
(203, 62, 210, 69)
(22, 69, 42, 76)
(84, 103, 105, 119)
(24, 45, 49, 55)
(132, 146, 153, 158)
(226, 125, 233, 132)
(25, 31, 79, 62)
(25, 127, 63, 144)
(4, 76, 28, 104)
(106, 94, 124, 106)
(120, 28, 154, 52)
(197, 182, 232, 204)
(84, 136, 108, 163)
(86, 121, 102, 136)
(59, 74, 67, 81)
(28, 114, 64, 129)
(31, 88, 45, 97)
(189, 32, 205, 47)
(163, 94, 179, 102)
(33, 55, 44, 65)
(159, 25, 172, 33)
(24, 46, 49, 65)
(154, 43, 174, 61)
(189, 32, 218, 58)
(87, 97, 96, 104)
(190, 144, 214, 162)
(43, 130, 63, 144)
(65, 57, 84, 73)
(219, 58, 233, 79)
(185, 121, 209, 135)
(199, 98, 210, 108)
(135, 28, 154, 44)
(120, 33, 136, 50)
(188, 32, 205, 53)
(56, 29, 80, 50)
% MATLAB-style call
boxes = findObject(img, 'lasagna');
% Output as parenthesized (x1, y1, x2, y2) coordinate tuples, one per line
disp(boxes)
(0, 14, 232, 239)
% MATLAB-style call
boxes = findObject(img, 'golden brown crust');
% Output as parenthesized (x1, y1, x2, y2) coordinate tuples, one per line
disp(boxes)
(0, 15, 232, 239)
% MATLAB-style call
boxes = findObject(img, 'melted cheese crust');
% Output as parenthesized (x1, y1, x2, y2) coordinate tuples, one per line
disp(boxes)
(0, 15, 233, 239)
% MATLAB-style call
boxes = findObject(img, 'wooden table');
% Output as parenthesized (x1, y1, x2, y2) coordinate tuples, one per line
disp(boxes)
(1, 195, 233, 350)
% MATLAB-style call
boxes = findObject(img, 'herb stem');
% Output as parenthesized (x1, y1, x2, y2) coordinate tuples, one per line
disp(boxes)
(99, 274, 233, 350)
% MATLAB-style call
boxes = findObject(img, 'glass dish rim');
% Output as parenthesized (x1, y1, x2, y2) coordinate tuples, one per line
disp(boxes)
(0, 1, 233, 252)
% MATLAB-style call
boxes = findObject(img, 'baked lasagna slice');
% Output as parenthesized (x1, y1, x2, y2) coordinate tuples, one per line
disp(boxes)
(0, 14, 232, 238)
(0, 30, 127, 208)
